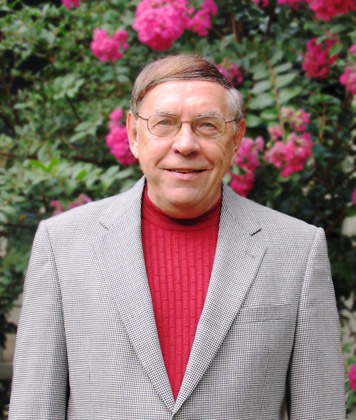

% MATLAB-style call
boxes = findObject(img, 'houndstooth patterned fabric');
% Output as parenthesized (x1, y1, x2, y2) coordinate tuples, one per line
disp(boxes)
(9, 177, 345, 420)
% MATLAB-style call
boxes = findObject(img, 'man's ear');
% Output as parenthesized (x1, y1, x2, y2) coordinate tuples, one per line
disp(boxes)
(230, 118, 246, 166)
(127, 111, 139, 159)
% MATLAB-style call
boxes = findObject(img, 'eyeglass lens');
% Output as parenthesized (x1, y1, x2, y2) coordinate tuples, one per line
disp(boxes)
(147, 115, 227, 138)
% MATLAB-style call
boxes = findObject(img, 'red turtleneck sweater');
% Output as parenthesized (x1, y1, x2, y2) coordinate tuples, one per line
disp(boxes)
(141, 188, 221, 399)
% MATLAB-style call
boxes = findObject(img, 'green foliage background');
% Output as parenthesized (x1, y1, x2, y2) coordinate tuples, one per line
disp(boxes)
(0, 0, 356, 414)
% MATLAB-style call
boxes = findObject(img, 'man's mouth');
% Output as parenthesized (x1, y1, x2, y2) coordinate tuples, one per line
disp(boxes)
(166, 169, 204, 173)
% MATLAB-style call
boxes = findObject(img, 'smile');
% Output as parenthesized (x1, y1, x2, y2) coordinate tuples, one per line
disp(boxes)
(166, 169, 204, 173)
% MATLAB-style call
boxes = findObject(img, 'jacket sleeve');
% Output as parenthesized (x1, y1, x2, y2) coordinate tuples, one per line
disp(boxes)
(9, 221, 68, 420)
(287, 227, 346, 420)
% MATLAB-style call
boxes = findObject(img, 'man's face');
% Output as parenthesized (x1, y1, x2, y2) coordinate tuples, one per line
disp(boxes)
(127, 80, 245, 219)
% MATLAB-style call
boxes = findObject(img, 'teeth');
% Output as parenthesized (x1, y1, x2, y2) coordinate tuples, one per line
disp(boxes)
(170, 169, 201, 173)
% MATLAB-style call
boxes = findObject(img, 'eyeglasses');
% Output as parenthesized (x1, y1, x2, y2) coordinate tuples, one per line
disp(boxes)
(136, 114, 237, 139)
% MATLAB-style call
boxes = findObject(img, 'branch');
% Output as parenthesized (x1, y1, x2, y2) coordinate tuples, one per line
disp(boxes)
(325, 208, 346, 236)
(264, 55, 286, 140)
(65, 95, 82, 122)
(231, 14, 237, 42)
(0, 222, 34, 230)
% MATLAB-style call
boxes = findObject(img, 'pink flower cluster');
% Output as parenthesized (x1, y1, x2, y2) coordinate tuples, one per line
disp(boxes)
(61, 0, 83, 9)
(282, 107, 310, 132)
(340, 66, 356, 95)
(265, 132, 313, 178)
(91, 29, 128, 62)
(350, 364, 356, 389)
(50, 194, 92, 216)
(231, 136, 264, 196)
(265, 108, 313, 178)
(253, 0, 268, 6)
(132, 0, 217, 51)
(268, 125, 283, 141)
(307, 0, 356, 21)
(187, 0, 218, 36)
(302, 37, 339, 79)
(106, 109, 137, 165)
(216, 59, 244, 87)
(350, 45, 356, 56)
(253, 0, 356, 21)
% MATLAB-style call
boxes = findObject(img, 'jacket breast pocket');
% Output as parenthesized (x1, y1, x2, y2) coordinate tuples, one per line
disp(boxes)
(236, 303, 292, 323)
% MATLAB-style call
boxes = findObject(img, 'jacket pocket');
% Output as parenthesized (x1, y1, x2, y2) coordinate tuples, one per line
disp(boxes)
(236, 303, 291, 323)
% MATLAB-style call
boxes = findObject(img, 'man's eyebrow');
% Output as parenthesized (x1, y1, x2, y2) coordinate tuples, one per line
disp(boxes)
(151, 109, 224, 117)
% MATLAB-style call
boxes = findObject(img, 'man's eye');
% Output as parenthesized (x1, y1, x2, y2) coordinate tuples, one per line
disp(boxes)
(154, 117, 176, 127)
(196, 119, 219, 130)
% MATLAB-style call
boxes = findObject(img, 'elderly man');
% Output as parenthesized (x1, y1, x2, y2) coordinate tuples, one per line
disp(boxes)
(9, 55, 345, 420)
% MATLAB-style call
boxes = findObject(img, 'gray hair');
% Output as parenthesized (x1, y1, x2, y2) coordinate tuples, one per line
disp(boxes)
(130, 54, 244, 122)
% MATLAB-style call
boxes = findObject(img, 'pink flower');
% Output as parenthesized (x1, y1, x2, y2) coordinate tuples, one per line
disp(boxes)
(50, 194, 91, 216)
(62, 0, 82, 9)
(352, 189, 356, 206)
(307, 0, 356, 21)
(264, 141, 286, 170)
(252, 0, 269, 6)
(216, 59, 244, 87)
(235, 136, 264, 172)
(50, 200, 65, 216)
(340, 66, 356, 95)
(281, 107, 294, 122)
(133, 0, 217, 49)
(264, 133, 313, 177)
(187, 0, 217, 36)
(268, 125, 283, 141)
(90, 29, 128, 62)
(349, 364, 356, 389)
(106, 108, 137, 165)
(290, 109, 310, 132)
(109, 109, 124, 130)
(350, 45, 356, 56)
(133, 0, 189, 51)
(280, 133, 313, 177)
(302, 37, 339, 79)
(230, 171, 255, 197)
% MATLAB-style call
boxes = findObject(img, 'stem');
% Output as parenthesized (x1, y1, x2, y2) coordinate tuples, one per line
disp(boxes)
(325, 208, 346, 236)
(264, 56, 285, 140)
(0, 112, 15, 132)
(231, 14, 237, 42)
(65, 95, 82, 122)
(0, 222, 34, 230)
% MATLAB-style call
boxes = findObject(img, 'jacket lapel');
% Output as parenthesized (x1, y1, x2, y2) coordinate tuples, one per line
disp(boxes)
(173, 184, 267, 414)
(92, 178, 175, 411)
(93, 178, 266, 413)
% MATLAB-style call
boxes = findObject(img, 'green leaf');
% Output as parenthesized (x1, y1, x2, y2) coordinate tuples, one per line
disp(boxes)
(29, 160, 49, 172)
(273, 63, 292, 75)
(269, 51, 284, 67)
(252, 79, 273, 94)
(275, 73, 296, 89)
(328, 43, 343, 56)
(278, 86, 302, 103)
(248, 93, 275, 110)
(327, 24, 347, 35)
(245, 115, 262, 127)
(250, 63, 270, 81)
(260, 110, 278, 121)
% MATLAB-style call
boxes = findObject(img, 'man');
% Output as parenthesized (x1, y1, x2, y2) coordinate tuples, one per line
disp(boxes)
(9, 54, 345, 419)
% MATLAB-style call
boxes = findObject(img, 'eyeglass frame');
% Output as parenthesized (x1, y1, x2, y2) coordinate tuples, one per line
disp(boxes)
(135, 113, 239, 139)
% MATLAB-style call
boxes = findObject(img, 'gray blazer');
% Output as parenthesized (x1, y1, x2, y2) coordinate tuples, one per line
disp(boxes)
(9, 177, 345, 420)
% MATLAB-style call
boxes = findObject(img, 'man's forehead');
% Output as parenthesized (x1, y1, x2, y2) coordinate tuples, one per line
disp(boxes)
(139, 80, 229, 115)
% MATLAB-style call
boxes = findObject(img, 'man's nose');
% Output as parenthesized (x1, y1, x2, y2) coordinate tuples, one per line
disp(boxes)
(172, 121, 200, 155)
